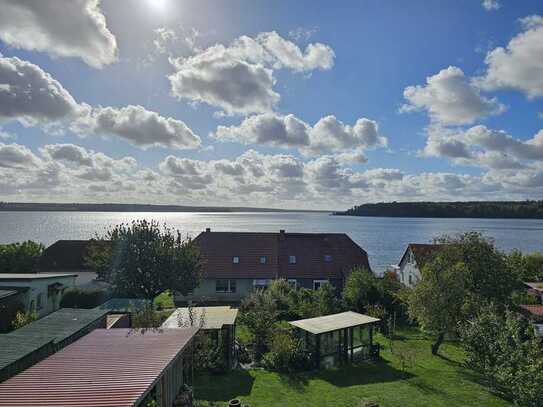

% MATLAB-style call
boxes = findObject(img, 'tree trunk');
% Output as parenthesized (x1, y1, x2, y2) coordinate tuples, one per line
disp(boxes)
(431, 332, 445, 355)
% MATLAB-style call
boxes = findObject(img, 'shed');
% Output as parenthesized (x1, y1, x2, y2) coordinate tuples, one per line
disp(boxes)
(0, 328, 199, 407)
(162, 306, 238, 369)
(289, 311, 381, 369)
(0, 308, 108, 382)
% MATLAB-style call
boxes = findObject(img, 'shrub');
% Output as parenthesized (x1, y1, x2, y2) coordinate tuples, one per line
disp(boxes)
(0, 300, 25, 332)
(60, 288, 109, 308)
(262, 328, 311, 373)
(12, 310, 37, 330)
(0, 241, 44, 273)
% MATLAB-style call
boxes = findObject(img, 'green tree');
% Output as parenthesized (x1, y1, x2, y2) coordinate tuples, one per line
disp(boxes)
(239, 289, 279, 361)
(435, 232, 517, 305)
(507, 249, 543, 282)
(0, 241, 44, 273)
(86, 220, 202, 300)
(342, 267, 382, 313)
(314, 282, 341, 316)
(407, 255, 468, 355)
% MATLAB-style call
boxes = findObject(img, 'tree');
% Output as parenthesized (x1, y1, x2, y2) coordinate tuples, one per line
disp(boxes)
(86, 220, 202, 301)
(342, 267, 382, 313)
(435, 232, 517, 305)
(239, 289, 279, 361)
(0, 241, 44, 273)
(313, 282, 341, 316)
(507, 249, 543, 282)
(407, 255, 468, 355)
(460, 304, 543, 406)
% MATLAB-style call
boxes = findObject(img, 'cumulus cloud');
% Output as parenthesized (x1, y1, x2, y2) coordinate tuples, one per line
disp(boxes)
(479, 15, 543, 98)
(73, 105, 201, 150)
(213, 113, 386, 156)
(168, 31, 335, 115)
(0, 0, 117, 68)
(0, 56, 80, 125)
(401, 66, 505, 125)
(482, 0, 500, 11)
(0, 143, 41, 168)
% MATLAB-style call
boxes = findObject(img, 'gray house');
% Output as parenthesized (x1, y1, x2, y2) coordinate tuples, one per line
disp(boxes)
(175, 229, 371, 304)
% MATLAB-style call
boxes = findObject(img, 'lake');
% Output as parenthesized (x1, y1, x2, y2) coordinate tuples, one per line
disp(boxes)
(1, 211, 542, 273)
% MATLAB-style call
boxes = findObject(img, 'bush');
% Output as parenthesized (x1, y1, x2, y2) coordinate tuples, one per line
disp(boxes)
(0, 241, 44, 273)
(12, 310, 37, 330)
(0, 300, 25, 332)
(60, 288, 109, 308)
(262, 328, 311, 373)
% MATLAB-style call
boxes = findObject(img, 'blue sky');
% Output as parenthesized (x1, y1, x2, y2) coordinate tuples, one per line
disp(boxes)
(0, 0, 542, 209)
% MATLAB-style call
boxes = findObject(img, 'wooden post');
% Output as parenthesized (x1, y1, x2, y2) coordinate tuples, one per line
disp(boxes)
(315, 334, 321, 369)
(349, 327, 353, 363)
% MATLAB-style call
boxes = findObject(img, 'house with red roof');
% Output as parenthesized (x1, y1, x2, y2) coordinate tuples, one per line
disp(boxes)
(175, 229, 371, 303)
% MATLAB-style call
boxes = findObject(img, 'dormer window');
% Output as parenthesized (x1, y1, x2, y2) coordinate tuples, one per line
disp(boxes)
(288, 255, 297, 264)
(232, 256, 240, 264)
(324, 254, 333, 262)
(260, 256, 267, 264)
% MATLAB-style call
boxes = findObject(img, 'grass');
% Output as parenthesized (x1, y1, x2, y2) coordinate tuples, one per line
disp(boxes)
(194, 328, 511, 407)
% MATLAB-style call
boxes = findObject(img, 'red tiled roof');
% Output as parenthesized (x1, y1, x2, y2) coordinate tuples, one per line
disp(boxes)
(399, 243, 446, 267)
(0, 328, 198, 407)
(520, 304, 543, 317)
(194, 231, 370, 280)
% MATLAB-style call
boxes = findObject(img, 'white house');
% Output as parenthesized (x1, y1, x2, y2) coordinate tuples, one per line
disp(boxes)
(0, 273, 76, 318)
(397, 244, 445, 287)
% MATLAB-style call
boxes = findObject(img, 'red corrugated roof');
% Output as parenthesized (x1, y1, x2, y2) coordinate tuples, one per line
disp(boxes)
(194, 231, 371, 279)
(0, 328, 198, 407)
(520, 304, 543, 317)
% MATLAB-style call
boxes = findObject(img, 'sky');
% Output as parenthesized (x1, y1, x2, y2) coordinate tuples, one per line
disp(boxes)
(0, 0, 542, 210)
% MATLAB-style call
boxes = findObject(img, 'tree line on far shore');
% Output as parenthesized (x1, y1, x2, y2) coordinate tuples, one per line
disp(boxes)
(336, 200, 543, 219)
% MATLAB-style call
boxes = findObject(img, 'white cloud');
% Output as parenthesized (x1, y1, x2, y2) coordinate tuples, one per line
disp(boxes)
(168, 31, 335, 115)
(401, 66, 505, 125)
(482, 0, 500, 11)
(213, 113, 386, 156)
(73, 105, 201, 150)
(0, 143, 41, 168)
(0, 56, 80, 125)
(0, 0, 117, 68)
(479, 15, 543, 98)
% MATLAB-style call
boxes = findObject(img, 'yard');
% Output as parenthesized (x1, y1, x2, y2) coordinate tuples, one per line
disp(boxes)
(194, 328, 512, 407)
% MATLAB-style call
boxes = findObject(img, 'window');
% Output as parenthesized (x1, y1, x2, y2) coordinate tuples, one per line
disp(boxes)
(324, 254, 333, 262)
(232, 256, 240, 264)
(287, 278, 297, 288)
(253, 279, 272, 290)
(288, 255, 297, 264)
(408, 274, 412, 285)
(216, 279, 236, 293)
(313, 279, 328, 290)
(260, 256, 267, 264)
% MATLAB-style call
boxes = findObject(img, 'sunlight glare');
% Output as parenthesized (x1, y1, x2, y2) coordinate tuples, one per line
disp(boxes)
(148, 0, 168, 11)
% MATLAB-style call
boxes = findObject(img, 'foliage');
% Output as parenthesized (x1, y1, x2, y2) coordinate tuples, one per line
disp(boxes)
(0, 241, 44, 273)
(194, 332, 228, 373)
(435, 232, 517, 305)
(268, 279, 297, 320)
(131, 302, 171, 329)
(11, 310, 37, 330)
(60, 288, 109, 308)
(86, 220, 202, 300)
(313, 282, 341, 316)
(287, 287, 318, 319)
(507, 249, 543, 282)
(154, 290, 175, 310)
(262, 328, 311, 373)
(407, 255, 468, 354)
(343, 267, 383, 313)
(339, 200, 543, 219)
(0, 300, 25, 333)
(239, 289, 279, 361)
(460, 304, 543, 406)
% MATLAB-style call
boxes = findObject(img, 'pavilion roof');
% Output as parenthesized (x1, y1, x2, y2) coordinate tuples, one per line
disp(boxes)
(289, 311, 380, 335)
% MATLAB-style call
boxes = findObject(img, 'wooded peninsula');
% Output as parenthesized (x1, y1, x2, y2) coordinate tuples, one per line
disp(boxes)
(335, 201, 543, 219)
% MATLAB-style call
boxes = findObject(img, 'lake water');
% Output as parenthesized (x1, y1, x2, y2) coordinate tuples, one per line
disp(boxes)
(1, 211, 542, 273)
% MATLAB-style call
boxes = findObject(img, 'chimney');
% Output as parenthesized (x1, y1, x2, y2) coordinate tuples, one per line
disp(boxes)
(279, 229, 285, 234)
(205, 228, 211, 233)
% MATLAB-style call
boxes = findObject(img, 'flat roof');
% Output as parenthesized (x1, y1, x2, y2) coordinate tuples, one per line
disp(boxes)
(289, 311, 380, 335)
(0, 273, 78, 280)
(162, 306, 238, 330)
(0, 328, 199, 407)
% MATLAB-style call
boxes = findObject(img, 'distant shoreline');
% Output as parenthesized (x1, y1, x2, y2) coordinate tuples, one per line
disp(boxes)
(334, 201, 543, 219)
(0, 202, 331, 213)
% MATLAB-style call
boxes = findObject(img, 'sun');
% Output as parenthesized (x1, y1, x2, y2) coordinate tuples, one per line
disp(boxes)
(147, 0, 168, 11)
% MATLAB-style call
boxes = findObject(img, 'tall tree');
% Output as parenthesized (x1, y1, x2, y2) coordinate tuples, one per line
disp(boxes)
(0, 241, 44, 273)
(408, 255, 468, 355)
(86, 220, 202, 300)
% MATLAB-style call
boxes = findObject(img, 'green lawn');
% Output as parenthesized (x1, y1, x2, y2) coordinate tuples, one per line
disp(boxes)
(194, 328, 511, 407)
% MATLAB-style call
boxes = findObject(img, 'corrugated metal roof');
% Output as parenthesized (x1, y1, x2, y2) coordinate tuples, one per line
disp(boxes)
(0, 328, 198, 406)
(0, 289, 18, 300)
(0, 308, 109, 373)
(162, 306, 238, 330)
(290, 311, 380, 335)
